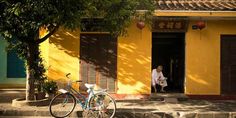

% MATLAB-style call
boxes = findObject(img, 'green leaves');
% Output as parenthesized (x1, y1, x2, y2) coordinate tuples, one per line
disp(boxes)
(0, 0, 156, 99)
(0, 0, 156, 43)
(0, 0, 156, 64)
(0, 0, 156, 58)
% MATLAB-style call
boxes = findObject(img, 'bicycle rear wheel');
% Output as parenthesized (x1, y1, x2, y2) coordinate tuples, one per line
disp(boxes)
(49, 93, 76, 118)
(88, 92, 116, 118)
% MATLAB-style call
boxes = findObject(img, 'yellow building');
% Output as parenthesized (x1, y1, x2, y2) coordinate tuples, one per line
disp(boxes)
(2, 0, 236, 99)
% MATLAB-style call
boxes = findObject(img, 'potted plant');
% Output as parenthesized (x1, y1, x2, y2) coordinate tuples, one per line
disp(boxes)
(43, 80, 58, 99)
(34, 80, 46, 100)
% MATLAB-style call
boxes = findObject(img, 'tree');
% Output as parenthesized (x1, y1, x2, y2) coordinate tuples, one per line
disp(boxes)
(0, 0, 155, 101)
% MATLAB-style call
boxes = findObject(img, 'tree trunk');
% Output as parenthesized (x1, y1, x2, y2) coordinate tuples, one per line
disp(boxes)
(25, 43, 39, 101)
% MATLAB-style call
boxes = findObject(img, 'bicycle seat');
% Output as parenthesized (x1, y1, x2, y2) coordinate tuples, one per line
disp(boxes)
(85, 83, 95, 89)
(94, 89, 107, 94)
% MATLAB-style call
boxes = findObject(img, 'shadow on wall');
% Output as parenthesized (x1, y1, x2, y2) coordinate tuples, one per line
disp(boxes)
(116, 25, 151, 94)
(49, 30, 79, 58)
(47, 26, 151, 94)
(118, 42, 151, 91)
(47, 30, 118, 90)
(79, 34, 117, 80)
(46, 29, 80, 89)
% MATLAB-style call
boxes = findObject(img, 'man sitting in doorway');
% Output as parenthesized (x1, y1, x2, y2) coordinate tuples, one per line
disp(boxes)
(152, 65, 168, 93)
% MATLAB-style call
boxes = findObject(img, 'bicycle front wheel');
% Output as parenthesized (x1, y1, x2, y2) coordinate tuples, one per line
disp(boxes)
(49, 93, 76, 118)
(88, 92, 116, 118)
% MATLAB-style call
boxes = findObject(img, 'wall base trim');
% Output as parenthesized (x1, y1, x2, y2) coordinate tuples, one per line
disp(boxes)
(0, 84, 25, 89)
(187, 95, 236, 100)
(110, 94, 150, 100)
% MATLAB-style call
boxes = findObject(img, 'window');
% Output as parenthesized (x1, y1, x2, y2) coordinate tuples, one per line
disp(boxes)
(7, 50, 26, 78)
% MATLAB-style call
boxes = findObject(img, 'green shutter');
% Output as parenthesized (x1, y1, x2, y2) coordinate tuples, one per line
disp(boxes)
(7, 50, 26, 78)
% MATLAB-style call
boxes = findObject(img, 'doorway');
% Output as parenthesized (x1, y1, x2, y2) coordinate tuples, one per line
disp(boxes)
(152, 32, 185, 93)
(221, 35, 236, 95)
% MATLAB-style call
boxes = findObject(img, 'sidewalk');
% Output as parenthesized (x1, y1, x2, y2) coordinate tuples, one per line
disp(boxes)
(1, 90, 236, 118)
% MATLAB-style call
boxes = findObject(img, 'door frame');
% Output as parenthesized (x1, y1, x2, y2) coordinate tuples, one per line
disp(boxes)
(151, 32, 186, 93)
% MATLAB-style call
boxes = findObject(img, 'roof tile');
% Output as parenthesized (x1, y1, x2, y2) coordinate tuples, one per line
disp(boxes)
(156, 0, 236, 11)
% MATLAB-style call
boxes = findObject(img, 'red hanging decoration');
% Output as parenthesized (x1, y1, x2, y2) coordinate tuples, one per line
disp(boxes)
(196, 21, 206, 30)
(136, 21, 145, 30)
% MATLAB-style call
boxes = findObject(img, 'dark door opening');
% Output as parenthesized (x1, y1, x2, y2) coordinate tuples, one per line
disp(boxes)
(152, 32, 185, 93)
(221, 35, 236, 95)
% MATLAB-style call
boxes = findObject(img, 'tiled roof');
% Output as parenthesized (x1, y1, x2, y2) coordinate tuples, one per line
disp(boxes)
(156, 0, 236, 11)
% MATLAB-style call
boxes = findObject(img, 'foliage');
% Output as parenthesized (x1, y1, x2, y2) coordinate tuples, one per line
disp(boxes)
(0, 0, 156, 40)
(43, 80, 58, 94)
(0, 0, 156, 100)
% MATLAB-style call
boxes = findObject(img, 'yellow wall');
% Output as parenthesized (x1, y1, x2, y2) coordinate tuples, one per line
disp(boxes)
(185, 20, 236, 95)
(117, 21, 152, 94)
(42, 18, 236, 96)
(42, 21, 152, 94)
(39, 28, 49, 68)
(47, 28, 80, 88)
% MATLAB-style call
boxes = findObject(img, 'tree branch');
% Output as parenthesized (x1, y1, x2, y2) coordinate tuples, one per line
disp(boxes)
(35, 25, 59, 44)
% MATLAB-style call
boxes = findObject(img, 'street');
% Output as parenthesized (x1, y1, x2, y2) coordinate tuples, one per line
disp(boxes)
(0, 116, 83, 118)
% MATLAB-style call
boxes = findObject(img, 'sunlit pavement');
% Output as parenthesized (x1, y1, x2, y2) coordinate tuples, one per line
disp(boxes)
(1, 90, 236, 118)
(0, 116, 83, 118)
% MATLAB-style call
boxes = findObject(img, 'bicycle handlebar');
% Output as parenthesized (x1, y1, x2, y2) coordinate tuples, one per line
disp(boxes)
(76, 80, 83, 83)
(66, 73, 71, 78)
(66, 73, 83, 82)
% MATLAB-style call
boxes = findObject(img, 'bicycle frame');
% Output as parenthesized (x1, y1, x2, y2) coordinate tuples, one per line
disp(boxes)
(60, 80, 95, 110)
(50, 73, 116, 118)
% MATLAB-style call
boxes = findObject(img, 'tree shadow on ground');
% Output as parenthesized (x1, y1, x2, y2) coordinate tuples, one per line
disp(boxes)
(174, 100, 236, 112)
(0, 91, 25, 103)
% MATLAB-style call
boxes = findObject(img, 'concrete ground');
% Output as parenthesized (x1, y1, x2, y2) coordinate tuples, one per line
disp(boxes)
(1, 89, 236, 118)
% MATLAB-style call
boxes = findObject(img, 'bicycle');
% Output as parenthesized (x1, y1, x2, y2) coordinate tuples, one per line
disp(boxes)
(49, 73, 116, 118)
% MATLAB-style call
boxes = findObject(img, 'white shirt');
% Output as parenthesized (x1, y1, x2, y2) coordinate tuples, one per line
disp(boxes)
(151, 69, 165, 86)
